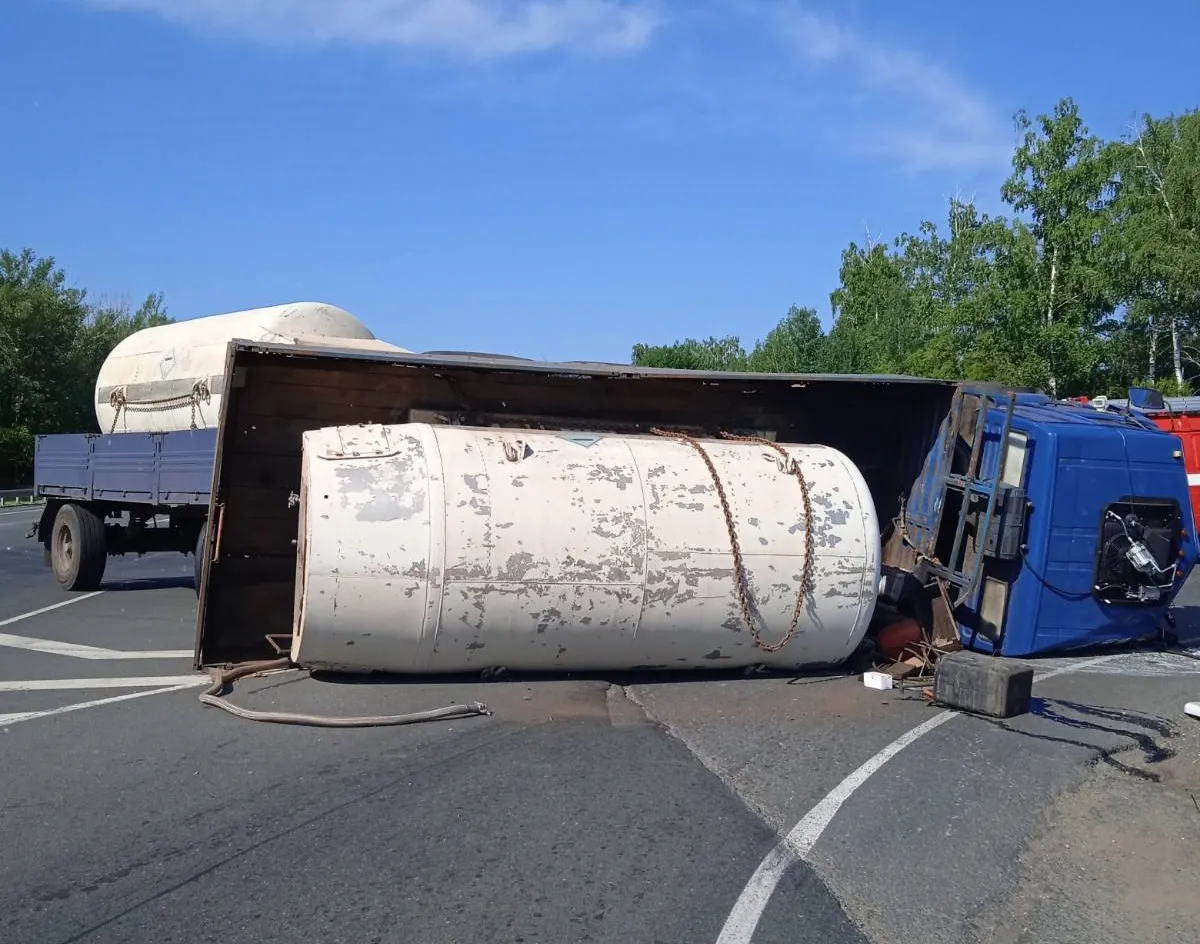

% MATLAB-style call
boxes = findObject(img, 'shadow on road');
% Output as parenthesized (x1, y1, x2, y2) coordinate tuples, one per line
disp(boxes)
(309, 664, 854, 689)
(102, 576, 195, 592)
(1166, 602, 1200, 647)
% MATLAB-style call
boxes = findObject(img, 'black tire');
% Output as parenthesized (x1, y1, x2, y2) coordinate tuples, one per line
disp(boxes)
(50, 504, 107, 592)
(194, 519, 208, 596)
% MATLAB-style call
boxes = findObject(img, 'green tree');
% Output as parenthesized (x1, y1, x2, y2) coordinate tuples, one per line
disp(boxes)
(0, 249, 92, 436)
(631, 335, 750, 371)
(0, 248, 171, 486)
(747, 306, 826, 373)
(898, 203, 1033, 385)
(1106, 109, 1200, 388)
(824, 241, 920, 375)
(1000, 97, 1120, 396)
(631, 308, 832, 375)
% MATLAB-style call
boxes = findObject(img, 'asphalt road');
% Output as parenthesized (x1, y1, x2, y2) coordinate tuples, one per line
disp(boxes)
(2, 501, 1199, 944)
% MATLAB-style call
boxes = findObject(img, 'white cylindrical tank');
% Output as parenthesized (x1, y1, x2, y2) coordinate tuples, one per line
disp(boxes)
(95, 301, 409, 433)
(291, 423, 881, 674)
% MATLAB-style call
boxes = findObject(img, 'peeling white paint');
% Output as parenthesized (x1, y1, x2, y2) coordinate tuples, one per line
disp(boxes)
(292, 424, 881, 674)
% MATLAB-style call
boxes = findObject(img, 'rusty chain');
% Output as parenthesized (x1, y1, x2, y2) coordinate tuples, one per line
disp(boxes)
(719, 430, 816, 651)
(649, 427, 816, 653)
(108, 380, 211, 433)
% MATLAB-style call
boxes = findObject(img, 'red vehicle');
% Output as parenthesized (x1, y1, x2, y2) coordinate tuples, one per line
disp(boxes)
(1070, 390, 1200, 531)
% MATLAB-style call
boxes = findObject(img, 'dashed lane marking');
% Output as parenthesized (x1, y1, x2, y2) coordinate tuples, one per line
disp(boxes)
(0, 595, 193, 660)
(0, 593, 106, 627)
(0, 683, 202, 727)
(0, 633, 193, 660)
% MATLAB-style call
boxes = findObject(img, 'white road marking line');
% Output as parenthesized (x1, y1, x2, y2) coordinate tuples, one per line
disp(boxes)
(0, 633, 193, 659)
(0, 631, 124, 658)
(0, 594, 192, 660)
(0, 593, 105, 628)
(0, 676, 206, 692)
(1063, 649, 1200, 676)
(0, 684, 200, 727)
(714, 655, 1115, 944)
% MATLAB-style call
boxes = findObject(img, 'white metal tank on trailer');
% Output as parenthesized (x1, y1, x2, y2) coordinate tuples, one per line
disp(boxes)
(95, 302, 409, 434)
(291, 422, 881, 674)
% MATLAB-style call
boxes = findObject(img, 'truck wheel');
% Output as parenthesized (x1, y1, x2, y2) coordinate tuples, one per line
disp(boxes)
(194, 520, 208, 596)
(50, 504, 107, 592)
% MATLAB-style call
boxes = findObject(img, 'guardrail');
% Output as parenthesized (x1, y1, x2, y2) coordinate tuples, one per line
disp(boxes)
(0, 488, 41, 507)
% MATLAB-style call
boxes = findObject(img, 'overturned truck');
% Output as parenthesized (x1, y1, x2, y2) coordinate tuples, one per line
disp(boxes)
(194, 343, 1198, 674)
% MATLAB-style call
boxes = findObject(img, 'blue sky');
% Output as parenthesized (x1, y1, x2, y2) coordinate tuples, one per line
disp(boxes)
(2, 1, 1196, 361)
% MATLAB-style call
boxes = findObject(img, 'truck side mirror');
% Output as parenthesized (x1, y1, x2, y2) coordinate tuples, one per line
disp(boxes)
(1128, 386, 1166, 411)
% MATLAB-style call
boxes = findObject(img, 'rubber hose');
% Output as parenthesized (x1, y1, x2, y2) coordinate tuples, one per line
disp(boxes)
(199, 658, 491, 727)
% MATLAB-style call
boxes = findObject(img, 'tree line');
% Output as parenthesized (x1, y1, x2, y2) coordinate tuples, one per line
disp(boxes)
(633, 98, 1200, 401)
(0, 249, 171, 487)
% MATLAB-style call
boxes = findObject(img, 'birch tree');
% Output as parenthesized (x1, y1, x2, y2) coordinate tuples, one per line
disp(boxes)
(1000, 98, 1119, 396)
(1107, 110, 1200, 391)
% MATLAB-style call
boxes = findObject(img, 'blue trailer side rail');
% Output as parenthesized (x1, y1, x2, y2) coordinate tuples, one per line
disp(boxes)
(32, 429, 218, 593)
(35, 429, 217, 506)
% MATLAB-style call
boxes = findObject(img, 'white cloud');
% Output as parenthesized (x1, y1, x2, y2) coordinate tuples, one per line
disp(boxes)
(72, 0, 1010, 173)
(77, 0, 661, 58)
(770, 4, 1010, 172)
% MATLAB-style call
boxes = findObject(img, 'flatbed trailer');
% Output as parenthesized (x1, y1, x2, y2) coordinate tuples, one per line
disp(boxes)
(31, 428, 216, 592)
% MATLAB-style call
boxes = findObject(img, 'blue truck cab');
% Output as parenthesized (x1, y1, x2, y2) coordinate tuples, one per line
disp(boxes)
(891, 388, 1199, 657)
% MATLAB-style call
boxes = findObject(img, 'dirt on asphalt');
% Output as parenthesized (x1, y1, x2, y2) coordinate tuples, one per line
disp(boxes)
(976, 719, 1200, 944)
